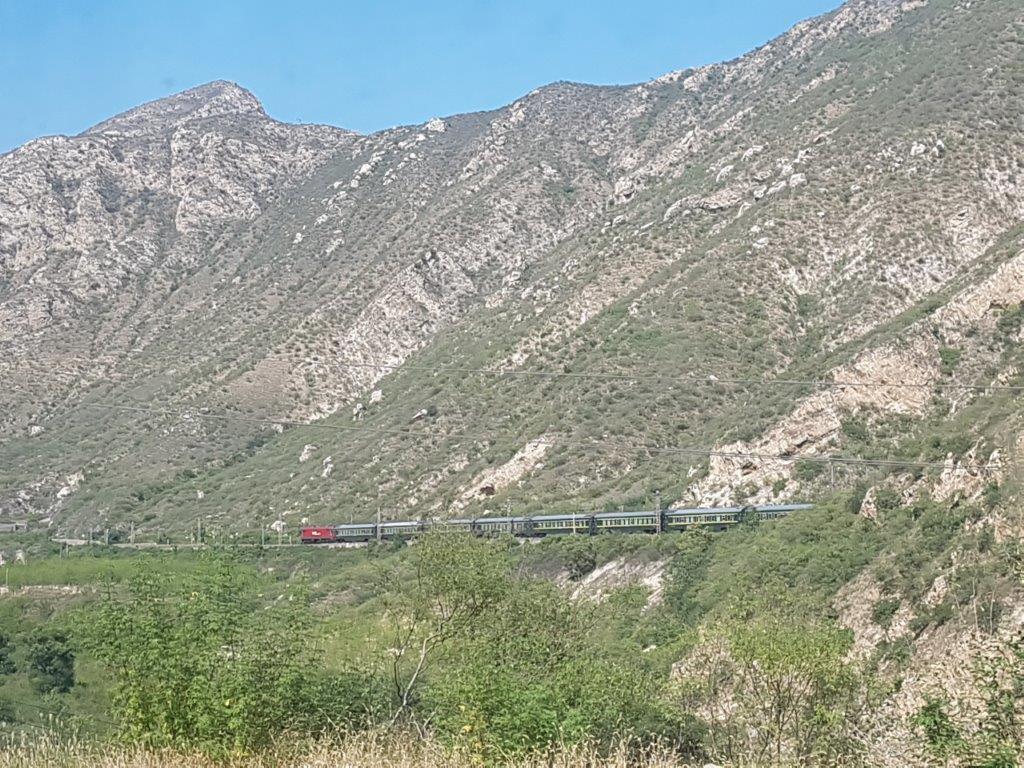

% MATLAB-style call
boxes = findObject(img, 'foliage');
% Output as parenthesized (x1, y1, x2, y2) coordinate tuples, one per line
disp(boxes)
(423, 579, 681, 757)
(913, 697, 965, 762)
(672, 597, 871, 766)
(25, 627, 75, 694)
(913, 640, 1024, 768)
(871, 598, 900, 629)
(85, 554, 382, 757)
(561, 536, 598, 581)
(938, 346, 962, 375)
(995, 302, 1024, 337)
(794, 460, 826, 482)
(380, 532, 513, 723)
(0, 630, 15, 675)
(381, 533, 682, 758)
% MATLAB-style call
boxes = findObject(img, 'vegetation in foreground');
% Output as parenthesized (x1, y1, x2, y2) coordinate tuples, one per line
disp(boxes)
(0, 732, 688, 768)
(1, 491, 1023, 766)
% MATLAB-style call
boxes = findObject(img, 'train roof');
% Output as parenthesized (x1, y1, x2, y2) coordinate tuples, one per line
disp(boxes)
(592, 510, 658, 519)
(665, 506, 742, 515)
(529, 513, 592, 522)
(471, 516, 523, 524)
(322, 503, 811, 530)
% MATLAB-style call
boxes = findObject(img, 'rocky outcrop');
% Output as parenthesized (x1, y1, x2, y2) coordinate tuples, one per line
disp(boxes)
(2, 0, 1023, 535)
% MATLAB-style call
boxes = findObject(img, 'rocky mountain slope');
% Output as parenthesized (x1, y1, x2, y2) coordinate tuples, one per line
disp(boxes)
(1, 0, 1022, 541)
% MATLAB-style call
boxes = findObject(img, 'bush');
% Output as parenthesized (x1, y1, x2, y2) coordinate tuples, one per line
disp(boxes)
(938, 347, 962, 375)
(794, 460, 826, 482)
(383, 533, 678, 758)
(422, 579, 675, 757)
(562, 537, 598, 580)
(673, 600, 869, 766)
(871, 598, 900, 629)
(86, 555, 383, 756)
(995, 303, 1024, 337)
(26, 627, 75, 694)
(0, 630, 14, 675)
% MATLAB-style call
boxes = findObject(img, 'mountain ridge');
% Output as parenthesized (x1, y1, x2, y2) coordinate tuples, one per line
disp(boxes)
(0, 0, 1022, 537)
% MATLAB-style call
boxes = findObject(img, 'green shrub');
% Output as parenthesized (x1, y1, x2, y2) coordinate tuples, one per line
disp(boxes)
(86, 554, 382, 756)
(794, 460, 826, 482)
(26, 627, 75, 694)
(995, 303, 1024, 337)
(871, 598, 900, 629)
(0, 630, 14, 675)
(938, 347, 962, 375)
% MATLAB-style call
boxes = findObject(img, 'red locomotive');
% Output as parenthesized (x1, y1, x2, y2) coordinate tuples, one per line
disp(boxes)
(299, 526, 336, 543)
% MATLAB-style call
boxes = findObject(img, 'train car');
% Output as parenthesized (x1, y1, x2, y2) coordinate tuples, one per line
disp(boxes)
(756, 503, 813, 520)
(332, 523, 378, 542)
(379, 521, 423, 539)
(300, 526, 338, 543)
(434, 518, 474, 534)
(593, 511, 660, 533)
(471, 516, 518, 535)
(529, 513, 595, 536)
(664, 506, 742, 530)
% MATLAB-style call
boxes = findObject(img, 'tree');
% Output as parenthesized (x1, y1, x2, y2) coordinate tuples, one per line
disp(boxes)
(0, 630, 15, 675)
(673, 598, 872, 765)
(380, 532, 511, 724)
(26, 627, 75, 694)
(913, 639, 1024, 767)
(421, 578, 677, 757)
(377, 534, 682, 757)
(87, 554, 381, 756)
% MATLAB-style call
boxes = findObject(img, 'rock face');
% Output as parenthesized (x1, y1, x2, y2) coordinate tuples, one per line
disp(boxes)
(2, 0, 1024, 533)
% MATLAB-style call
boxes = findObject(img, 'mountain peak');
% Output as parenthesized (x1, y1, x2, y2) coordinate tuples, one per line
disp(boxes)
(84, 80, 266, 137)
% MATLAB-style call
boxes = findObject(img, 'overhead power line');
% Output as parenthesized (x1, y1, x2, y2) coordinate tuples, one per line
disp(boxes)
(308, 360, 1024, 394)
(3, 697, 119, 728)
(5, 352, 1024, 393)
(81, 401, 1000, 473)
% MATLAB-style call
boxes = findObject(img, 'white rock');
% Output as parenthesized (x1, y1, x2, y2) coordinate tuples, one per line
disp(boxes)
(425, 117, 446, 133)
(56, 471, 85, 499)
(299, 444, 318, 463)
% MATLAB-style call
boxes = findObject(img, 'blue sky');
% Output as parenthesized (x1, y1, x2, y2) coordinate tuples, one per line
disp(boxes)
(0, 0, 840, 153)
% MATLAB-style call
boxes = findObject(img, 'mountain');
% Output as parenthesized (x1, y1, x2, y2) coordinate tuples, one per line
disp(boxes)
(1, 0, 1022, 539)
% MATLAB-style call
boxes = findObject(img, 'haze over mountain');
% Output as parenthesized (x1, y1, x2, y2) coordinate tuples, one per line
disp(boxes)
(1, 0, 1022, 540)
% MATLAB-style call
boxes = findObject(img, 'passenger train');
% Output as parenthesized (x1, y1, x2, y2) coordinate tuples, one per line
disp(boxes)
(300, 503, 811, 543)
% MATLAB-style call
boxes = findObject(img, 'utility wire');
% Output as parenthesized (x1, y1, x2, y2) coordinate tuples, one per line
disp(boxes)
(5, 352, 1024, 393)
(80, 401, 1000, 472)
(3, 697, 119, 728)
(302, 359, 1024, 394)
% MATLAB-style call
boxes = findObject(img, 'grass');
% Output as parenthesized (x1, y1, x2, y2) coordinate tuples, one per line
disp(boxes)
(0, 552, 202, 589)
(0, 731, 698, 768)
